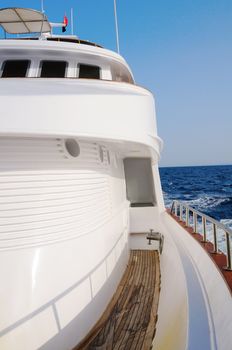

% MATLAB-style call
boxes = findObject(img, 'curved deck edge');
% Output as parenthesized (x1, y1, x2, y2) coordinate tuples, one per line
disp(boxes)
(167, 210, 232, 293)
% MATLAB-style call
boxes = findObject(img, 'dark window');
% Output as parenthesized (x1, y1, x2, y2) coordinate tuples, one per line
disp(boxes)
(79, 64, 100, 79)
(1, 60, 30, 77)
(40, 61, 67, 78)
(111, 63, 134, 84)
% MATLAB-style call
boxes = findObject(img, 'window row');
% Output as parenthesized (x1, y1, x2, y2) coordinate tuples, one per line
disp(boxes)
(0, 59, 133, 83)
(1, 60, 100, 79)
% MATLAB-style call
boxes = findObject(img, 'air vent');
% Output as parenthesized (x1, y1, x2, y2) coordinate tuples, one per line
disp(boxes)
(99, 146, 104, 163)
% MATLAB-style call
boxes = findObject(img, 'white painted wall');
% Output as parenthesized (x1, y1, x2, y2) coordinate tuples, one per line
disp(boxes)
(0, 79, 162, 158)
(0, 137, 130, 350)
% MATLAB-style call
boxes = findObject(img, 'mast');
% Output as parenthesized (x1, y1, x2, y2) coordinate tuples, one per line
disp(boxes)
(71, 8, 74, 35)
(113, 0, 120, 54)
(41, 0, 44, 13)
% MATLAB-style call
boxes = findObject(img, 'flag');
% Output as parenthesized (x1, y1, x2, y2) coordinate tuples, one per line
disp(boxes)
(62, 15, 68, 32)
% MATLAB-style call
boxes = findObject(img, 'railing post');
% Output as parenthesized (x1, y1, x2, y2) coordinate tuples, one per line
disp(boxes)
(174, 201, 177, 216)
(171, 201, 175, 214)
(180, 203, 183, 221)
(193, 212, 197, 233)
(223, 231, 232, 271)
(186, 207, 189, 226)
(202, 216, 207, 242)
(210, 223, 218, 254)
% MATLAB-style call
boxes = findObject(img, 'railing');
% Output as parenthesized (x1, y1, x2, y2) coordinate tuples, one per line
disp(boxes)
(170, 200, 232, 271)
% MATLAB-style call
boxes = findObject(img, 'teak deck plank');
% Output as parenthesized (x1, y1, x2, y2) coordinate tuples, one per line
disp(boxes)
(113, 251, 144, 350)
(142, 255, 161, 350)
(75, 250, 160, 350)
(131, 259, 151, 349)
(136, 253, 156, 350)
(116, 251, 145, 349)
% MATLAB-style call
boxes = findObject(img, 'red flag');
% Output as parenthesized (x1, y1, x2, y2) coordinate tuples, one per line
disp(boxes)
(62, 15, 68, 32)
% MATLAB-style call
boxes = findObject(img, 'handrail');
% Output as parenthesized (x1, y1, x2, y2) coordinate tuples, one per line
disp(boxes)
(170, 200, 232, 271)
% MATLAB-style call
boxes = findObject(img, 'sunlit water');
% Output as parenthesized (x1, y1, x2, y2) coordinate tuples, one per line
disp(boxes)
(159, 165, 232, 252)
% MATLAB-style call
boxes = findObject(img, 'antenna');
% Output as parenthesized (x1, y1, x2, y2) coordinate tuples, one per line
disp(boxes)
(71, 8, 74, 35)
(113, 0, 120, 54)
(41, 0, 44, 13)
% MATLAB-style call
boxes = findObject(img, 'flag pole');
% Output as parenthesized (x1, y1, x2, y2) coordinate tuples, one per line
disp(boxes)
(71, 8, 74, 35)
(41, 0, 44, 13)
(113, 0, 120, 54)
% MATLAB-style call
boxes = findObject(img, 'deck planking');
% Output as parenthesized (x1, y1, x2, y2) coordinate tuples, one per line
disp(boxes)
(75, 250, 161, 350)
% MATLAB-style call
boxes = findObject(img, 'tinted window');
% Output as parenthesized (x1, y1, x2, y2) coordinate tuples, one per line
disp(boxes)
(79, 64, 100, 79)
(40, 61, 67, 78)
(111, 62, 134, 84)
(1, 60, 30, 77)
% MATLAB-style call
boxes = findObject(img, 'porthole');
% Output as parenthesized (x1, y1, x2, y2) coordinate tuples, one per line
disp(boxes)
(65, 139, 80, 157)
(99, 146, 104, 162)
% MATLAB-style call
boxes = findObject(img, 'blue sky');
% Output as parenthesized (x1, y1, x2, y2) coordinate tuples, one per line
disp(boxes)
(0, 0, 231, 166)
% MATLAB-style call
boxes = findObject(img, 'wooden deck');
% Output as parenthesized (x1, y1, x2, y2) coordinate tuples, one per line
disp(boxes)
(75, 250, 161, 350)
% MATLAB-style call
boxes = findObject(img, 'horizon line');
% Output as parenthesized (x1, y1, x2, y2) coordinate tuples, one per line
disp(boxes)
(159, 163, 232, 168)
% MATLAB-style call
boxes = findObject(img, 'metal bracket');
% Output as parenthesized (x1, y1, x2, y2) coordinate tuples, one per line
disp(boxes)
(146, 229, 164, 254)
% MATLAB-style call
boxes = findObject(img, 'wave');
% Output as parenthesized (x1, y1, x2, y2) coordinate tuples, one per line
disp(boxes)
(220, 219, 232, 231)
(163, 192, 173, 208)
(185, 196, 231, 210)
(163, 193, 232, 215)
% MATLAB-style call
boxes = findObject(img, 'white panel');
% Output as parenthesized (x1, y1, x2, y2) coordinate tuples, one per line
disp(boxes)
(130, 233, 159, 250)
(108, 155, 126, 210)
(115, 237, 123, 261)
(106, 249, 117, 277)
(0, 307, 58, 350)
(90, 261, 107, 298)
(56, 278, 92, 329)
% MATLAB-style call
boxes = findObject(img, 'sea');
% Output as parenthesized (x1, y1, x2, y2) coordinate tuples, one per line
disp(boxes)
(159, 165, 232, 232)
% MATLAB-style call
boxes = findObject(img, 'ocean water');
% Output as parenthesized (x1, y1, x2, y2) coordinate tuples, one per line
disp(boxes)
(159, 165, 232, 232)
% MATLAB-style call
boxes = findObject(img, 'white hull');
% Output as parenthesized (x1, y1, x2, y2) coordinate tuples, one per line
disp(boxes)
(0, 34, 231, 350)
(0, 91, 231, 350)
(0, 66, 163, 347)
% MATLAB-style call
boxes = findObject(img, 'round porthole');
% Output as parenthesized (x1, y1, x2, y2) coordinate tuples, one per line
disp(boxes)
(65, 139, 80, 157)
(99, 146, 104, 162)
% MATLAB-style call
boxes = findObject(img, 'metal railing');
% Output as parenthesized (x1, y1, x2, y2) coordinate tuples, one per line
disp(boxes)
(170, 200, 232, 271)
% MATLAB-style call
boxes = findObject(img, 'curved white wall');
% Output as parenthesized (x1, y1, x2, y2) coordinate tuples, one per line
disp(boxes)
(0, 136, 130, 350)
(0, 79, 162, 158)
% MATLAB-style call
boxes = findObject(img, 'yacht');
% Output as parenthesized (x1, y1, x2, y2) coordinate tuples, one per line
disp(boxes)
(0, 7, 231, 350)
